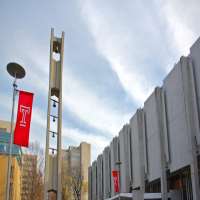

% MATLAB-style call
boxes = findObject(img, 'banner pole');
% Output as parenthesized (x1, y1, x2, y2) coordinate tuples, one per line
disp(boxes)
(6, 77, 17, 200)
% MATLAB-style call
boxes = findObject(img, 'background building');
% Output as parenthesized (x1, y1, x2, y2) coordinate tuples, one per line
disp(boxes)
(0, 120, 13, 133)
(21, 154, 37, 200)
(0, 120, 22, 200)
(62, 142, 91, 200)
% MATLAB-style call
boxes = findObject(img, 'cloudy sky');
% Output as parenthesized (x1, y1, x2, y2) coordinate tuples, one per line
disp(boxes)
(0, 0, 200, 161)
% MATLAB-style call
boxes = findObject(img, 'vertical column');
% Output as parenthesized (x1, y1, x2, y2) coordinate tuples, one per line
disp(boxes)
(143, 88, 168, 200)
(97, 154, 103, 200)
(88, 166, 92, 200)
(103, 146, 111, 199)
(44, 28, 64, 200)
(119, 124, 132, 193)
(57, 31, 64, 200)
(181, 57, 200, 200)
(130, 109, 146, 198)
(163, 56, 200, 200)
(92, 161, 97, 200)
(155, 87, 168, 200)
(44, 29, 53, 200)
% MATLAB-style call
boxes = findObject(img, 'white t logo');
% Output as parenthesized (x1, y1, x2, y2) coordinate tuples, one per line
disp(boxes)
(20, 105, 30, 127)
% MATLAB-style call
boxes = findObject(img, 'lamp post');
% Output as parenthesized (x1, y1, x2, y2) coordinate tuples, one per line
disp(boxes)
(6, 62, 25, 200)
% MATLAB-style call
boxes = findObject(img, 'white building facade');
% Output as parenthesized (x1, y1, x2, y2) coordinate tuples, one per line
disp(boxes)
(88, 38, 200, 200)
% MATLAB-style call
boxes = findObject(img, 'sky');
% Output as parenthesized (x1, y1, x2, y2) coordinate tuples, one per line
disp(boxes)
(0, 0, 200, 162)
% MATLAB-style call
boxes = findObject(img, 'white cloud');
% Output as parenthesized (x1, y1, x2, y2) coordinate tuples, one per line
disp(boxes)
(161, 0, 199, 56)
(0, 94, 12, 116)
(31, 106, 46, 129)
(80, 0, 200, 106)
(80, 0, 165, 104)
(63, 69, 131, 135)
(25, 56, 131, 136)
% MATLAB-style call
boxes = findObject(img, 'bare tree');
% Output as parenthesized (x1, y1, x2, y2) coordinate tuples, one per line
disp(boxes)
(21, 141, 44, 200)
(62, 169, 72, 200)
(70, 167, 83, 200)
(28, 141, 45, 173)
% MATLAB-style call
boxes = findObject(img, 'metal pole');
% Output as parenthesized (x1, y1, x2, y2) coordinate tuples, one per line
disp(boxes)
(6, 77, 17, 200)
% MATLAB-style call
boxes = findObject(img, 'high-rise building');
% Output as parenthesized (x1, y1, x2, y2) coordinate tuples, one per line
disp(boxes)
(0, 120, 22, 200)
(21, 154, 37, 200)
(61, 142, 91, 200)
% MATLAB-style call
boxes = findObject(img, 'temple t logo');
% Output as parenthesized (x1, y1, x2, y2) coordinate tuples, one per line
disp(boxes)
(19, 105, 30, 127)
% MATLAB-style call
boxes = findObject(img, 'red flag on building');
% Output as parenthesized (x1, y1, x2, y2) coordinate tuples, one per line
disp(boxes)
(14, 90, 34, 147)
(112, 170, 120, 193)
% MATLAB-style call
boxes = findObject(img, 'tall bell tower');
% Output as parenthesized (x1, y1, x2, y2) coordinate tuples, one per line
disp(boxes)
(44, 28, 64, 200)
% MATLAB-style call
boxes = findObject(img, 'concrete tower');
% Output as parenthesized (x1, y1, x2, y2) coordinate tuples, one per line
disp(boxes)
(44, 28, 64, 200)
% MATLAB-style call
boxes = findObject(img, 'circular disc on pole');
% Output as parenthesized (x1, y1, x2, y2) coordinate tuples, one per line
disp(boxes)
(7, 62, 26, 79)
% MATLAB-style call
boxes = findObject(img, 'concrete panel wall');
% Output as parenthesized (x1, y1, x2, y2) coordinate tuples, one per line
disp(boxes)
(103, 146, 111, 199)
(97, 154, 103, 200)
(163, 57, 196, 172)
(119, 124, 132, 193)
(144, 90, 162, 181)
(130, 109, 145, 190)
(92, 161, 97, 200)
(88, 166, 92, 200)
(164, 56, 200, 199)
(189, 38, 200, 145)
(110, 137, 120, 197)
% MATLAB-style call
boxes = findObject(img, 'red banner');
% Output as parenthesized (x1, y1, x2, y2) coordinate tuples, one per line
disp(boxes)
(14, 90, 34, 147)
(112, 170, 120, 193)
